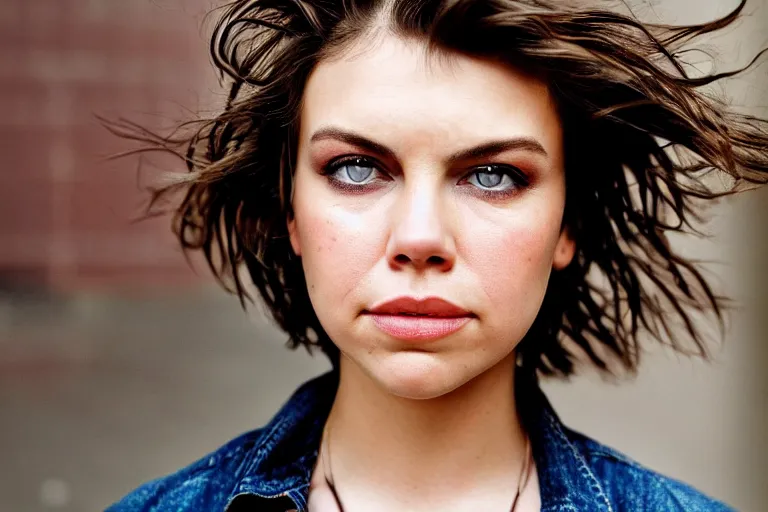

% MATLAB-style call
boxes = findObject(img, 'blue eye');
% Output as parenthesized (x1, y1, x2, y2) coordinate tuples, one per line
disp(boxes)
(326, 157, 378, 185)
(321, 158, 528, 198)
(466, 165, 526, 192)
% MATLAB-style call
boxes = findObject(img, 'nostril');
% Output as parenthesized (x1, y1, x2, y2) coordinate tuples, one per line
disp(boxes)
(393, 254, 446, 266)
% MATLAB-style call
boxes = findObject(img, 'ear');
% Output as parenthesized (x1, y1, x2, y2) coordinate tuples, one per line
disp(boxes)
(552, 227, 575, 270)
(287, 216, 302, 257)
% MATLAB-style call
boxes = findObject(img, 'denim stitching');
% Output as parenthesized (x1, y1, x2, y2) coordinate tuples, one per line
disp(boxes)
(546, 412, 614, 512)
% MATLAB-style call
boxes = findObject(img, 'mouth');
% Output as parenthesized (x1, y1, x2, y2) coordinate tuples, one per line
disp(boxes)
(365, 296, 473, 317)
(364, 296, 474, 341)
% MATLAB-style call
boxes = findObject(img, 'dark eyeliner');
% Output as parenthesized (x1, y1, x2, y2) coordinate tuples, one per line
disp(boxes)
(461, 164, 530, 199)
(481, 164, 529, 186)
(321, 155, 378, 175)
(320, 155, 384, 193)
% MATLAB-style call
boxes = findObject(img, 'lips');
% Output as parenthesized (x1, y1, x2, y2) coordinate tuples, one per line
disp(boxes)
(364, 296, 474, 341)
(367, 296, 471, 317)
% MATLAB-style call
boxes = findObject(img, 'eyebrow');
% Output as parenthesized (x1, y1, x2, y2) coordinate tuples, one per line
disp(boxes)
(310, 126, 548, 165)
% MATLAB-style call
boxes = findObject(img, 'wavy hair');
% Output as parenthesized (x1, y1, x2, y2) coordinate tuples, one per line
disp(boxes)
(105, 0, 768, 376)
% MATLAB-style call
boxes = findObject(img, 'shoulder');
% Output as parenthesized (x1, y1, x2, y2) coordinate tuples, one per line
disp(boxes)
(105, 428, 264, 512)
(564, 428, 735, 512)
(105, 372, 337, 512)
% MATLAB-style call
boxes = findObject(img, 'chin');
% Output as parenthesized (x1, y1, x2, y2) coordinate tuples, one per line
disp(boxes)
(366, 351, 475, 400)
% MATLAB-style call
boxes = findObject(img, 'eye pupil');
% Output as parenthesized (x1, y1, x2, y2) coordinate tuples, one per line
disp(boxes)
(476, 168, 503, 188)
(343, 160, 374, 183)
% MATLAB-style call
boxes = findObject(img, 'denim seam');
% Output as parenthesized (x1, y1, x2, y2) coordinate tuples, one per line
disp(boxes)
(287, 485, 310, 512)
(546, 412, 614, 512)
(231, 416, 289, 497)
(587, 447, 649, 472)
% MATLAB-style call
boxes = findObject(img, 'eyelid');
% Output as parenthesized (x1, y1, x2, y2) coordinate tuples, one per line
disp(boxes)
(321, 155, 531, 195)
(324, 157, 526, 178)
(322, 155, 384, 175)
(461, 164, 530, 185)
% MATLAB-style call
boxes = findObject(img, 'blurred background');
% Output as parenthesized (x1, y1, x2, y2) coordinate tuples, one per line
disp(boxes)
(0, 0, 765, 511)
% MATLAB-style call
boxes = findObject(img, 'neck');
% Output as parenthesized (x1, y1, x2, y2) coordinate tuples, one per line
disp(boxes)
(321, 355, 528, 508)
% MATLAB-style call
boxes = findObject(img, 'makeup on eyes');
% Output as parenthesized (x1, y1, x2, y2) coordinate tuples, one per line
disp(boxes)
(317, 153, 534, 200)
(305, 124, 550, 205)
(318, 155, 391, 194)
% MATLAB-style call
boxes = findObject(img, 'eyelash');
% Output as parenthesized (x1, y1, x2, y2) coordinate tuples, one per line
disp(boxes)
(320, 155, 530, 198)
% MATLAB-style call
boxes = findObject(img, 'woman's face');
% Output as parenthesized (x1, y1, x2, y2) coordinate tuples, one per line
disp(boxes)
(289, 35, 574, 399)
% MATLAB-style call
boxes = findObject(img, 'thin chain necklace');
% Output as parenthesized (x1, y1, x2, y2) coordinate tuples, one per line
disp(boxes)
(318, 421, 534, 511)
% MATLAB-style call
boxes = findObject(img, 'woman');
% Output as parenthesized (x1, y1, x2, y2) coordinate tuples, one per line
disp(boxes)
(106, 0, 767, 510)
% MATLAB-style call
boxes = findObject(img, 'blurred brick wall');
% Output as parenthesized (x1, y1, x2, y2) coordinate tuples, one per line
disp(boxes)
(0, 0, 217, 293)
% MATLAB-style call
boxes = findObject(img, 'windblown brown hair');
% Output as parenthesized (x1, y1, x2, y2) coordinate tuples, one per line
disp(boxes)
(104, 0, 768, 377)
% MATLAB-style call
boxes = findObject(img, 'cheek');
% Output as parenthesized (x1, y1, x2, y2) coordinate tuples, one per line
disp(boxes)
(460, 207, 560, 316)
(294, 200, 381, 313)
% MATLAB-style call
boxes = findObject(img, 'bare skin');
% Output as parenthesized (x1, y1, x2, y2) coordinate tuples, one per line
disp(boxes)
(288, 33, 572, 511)
(307, 360, 542, 512)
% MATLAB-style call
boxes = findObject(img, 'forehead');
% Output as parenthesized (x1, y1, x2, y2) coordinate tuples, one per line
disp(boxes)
(299, 34, 563, 162)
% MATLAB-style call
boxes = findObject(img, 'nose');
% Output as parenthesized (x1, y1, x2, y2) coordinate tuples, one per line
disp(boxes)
(385, 180, 456, 273)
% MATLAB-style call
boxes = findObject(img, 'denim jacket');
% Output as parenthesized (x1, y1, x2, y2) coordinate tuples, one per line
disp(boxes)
(107, 371, 734, 511)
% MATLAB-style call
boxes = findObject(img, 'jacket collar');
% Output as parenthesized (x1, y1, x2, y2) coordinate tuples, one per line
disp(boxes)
(226, 372, 337, 510)
(520, 380, 614, 512)
(226, 370, 613, 512)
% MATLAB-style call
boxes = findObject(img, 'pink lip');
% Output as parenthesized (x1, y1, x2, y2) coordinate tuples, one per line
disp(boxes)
(365, 296, 473, 342)
(368, 314, 471, 341)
